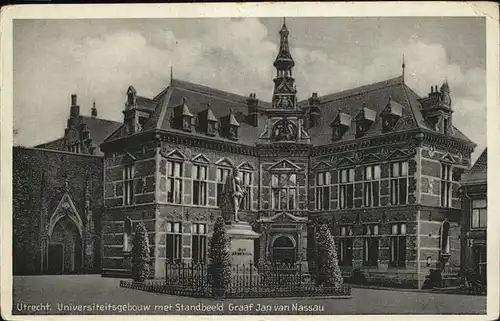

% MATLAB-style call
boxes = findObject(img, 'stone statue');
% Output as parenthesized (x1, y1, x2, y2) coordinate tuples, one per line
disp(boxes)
(221, 166, 247, 223)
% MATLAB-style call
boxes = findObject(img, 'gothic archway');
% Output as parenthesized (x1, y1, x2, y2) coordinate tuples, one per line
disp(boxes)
(46, 193, 84, 274)
(48, 216, 83, 274)
(271, 235, 296, 264)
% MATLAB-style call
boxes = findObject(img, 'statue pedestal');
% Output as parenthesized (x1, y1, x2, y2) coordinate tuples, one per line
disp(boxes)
(225, 222, 261, 285)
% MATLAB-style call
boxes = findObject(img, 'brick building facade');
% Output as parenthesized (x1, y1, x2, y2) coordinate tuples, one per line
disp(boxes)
(17, 21, 478, 288)
(460, 149, 487, 282)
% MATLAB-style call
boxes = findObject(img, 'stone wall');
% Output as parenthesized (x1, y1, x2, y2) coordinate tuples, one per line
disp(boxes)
(13, 147, 103, 275)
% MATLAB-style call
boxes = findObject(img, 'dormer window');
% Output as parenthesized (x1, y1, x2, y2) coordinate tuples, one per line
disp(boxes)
(331, 112, 351, 141)
(355, 104, 376, 137)
(382, 97, 403, 133)
(198, 103, 217, 136)
(221, 110, 240, 140)
(173, 97, 193, 132)
(207, 121, 216, 136)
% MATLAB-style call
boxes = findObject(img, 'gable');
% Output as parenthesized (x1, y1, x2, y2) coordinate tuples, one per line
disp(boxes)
(362, 153, 381, 163)
(161, 149, 186, 160)
(268, 159, 302, 172)
(258, 211, 308, 223)
(311, 161, 332, 171)
(336, 156, 355, 168)
(122, 151, 137, 164)
(386, 149, 410, 161)
(440, 153, 456, 164)
(47, 193, 84, 239)
(191, 153, 210, 164)
(237, 161, 255, 171)
(215, 157, 234, 168)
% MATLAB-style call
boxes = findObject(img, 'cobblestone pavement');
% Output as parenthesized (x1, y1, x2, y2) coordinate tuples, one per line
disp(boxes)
(10, 275, 486, 315)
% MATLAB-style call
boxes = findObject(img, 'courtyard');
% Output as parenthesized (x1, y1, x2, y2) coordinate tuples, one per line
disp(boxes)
(11, 275, 486, 315)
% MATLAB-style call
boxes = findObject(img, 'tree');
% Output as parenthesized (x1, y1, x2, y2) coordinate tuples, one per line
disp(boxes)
(131, 222, 150, 282)
(315, 223, 343, 287)
(208, 216, 232, 295)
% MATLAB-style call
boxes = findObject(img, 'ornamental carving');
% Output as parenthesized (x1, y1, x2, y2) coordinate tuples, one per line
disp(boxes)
(380, 147, 391, 160)
(271, 119, 298, 141)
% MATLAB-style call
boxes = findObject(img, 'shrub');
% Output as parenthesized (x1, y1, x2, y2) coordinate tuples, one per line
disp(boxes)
(131, 222, 151, 282)
(208, 217, 232, 295)
(315, 224, 343, 287)
(351, 268, 367, 285)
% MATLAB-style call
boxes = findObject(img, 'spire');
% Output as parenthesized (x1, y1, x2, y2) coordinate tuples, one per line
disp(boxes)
(272, 18, 297, 110)
(274, 17, 295, 69)
(170, 65, 173, 84)
(91, 98, 97, 118)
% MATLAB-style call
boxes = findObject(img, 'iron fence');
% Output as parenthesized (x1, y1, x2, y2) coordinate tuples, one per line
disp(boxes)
(157, 261, 351, 298)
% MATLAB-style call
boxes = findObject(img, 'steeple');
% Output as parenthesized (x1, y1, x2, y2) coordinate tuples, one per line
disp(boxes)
(273, 17, 295, 70)
(272, 17, 297, 110)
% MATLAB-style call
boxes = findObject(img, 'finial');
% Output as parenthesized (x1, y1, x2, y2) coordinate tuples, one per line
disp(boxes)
(91, 98, 97, 118)
(170, 65, 174, 85)
(283, 17, 286, 26)
(402, 54, 406, 82)
(182, 96, 188, 104)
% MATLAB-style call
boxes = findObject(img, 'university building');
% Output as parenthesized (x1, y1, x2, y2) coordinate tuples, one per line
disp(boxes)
(13, 21, 480, 288)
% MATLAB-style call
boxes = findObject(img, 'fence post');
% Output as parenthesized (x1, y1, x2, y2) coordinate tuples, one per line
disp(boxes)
(250, 262, 253, 290)
(182, 262, 185, 287)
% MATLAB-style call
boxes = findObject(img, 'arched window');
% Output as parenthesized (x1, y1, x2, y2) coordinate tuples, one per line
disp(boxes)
(123, 217, 133, 253)
(440, 220, 451, 255)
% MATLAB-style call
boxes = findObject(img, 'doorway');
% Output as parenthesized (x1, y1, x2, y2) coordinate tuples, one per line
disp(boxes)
(272, 236, 296, 264)
(48, 243, 63, 275)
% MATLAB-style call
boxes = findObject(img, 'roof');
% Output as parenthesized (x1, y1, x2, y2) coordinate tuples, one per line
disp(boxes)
(462, 148, 487, 184)
(103, 76, 475, 150)
(105, 78, 269, 146)
(298, 76, 474, 146)
(36, 116, 121, 156)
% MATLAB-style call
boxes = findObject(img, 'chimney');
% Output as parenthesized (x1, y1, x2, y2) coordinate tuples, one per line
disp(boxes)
(69, 94, 80, 119)
(308, 92, 321, 128)
(246, 93, 259, 127)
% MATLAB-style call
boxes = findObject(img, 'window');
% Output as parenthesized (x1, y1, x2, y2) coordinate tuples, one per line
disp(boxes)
(473, 245, 487, 281)
(271, 173, 297, 210)
(471, 199, 487, 229)
(337, 225, 353, 266)
(363, 224, 379, 266)
(390, 223, 406, 267)
(440, 164, 452, 207)
(123, 165, 134, 205)
(315, 172, 331, 210)
(216, 168, 231, 207)
(123, 218, 133, 253)
(166, 222, 182, 262)
(240, 171, 253, 210)
(364, 165, 380, 207)
(192, 164, 207, 206)
(191, 223, 207, 263)
(167, 160, 183, 204)
(390, 161, 408, 205)
(68, 143, 80, 153)
(339, 168, 355, 209)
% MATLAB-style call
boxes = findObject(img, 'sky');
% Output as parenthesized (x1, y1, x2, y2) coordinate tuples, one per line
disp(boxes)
(13, 17, 486, 162)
